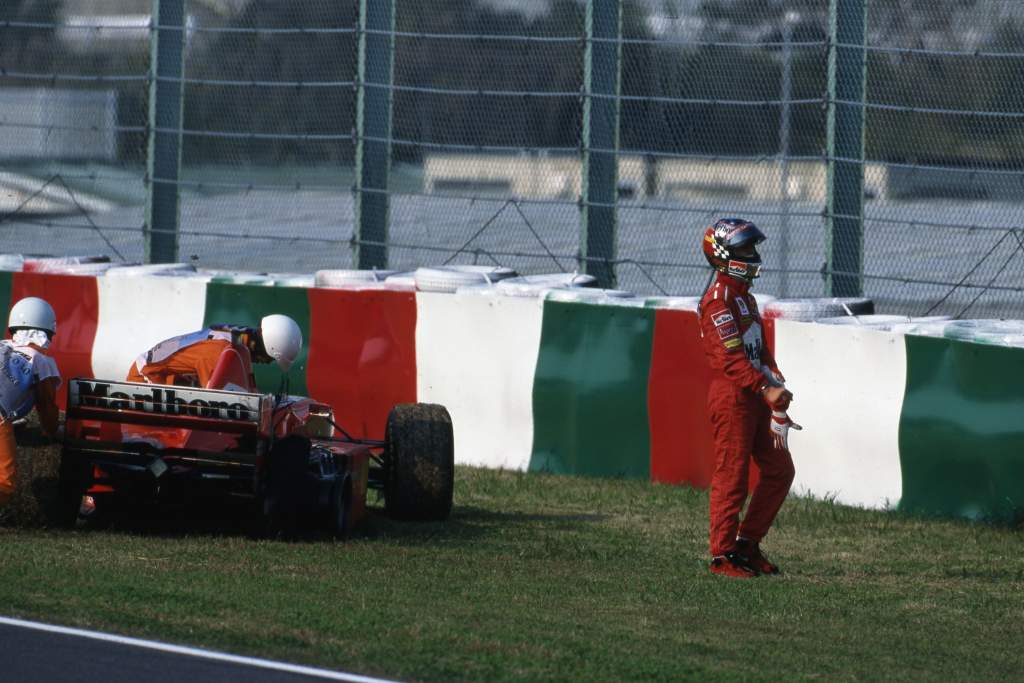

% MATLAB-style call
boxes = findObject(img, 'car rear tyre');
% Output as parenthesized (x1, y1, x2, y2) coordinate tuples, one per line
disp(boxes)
(51, 448, 88, 529)
(328, 471, 352, 539)
(262, 435, 311, 537)
(384, 403, 454, 521)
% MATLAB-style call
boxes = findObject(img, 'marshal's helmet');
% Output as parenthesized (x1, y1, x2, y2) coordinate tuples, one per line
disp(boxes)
(702, 218, 766, 282)
(8, 297, 57, 336)
(258, 314, 303, 372)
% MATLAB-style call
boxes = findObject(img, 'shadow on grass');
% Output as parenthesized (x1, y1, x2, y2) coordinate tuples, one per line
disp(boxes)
(358, 504, 610, 547)
(7, 478, 607, 546)
(4, 422, 608, 543)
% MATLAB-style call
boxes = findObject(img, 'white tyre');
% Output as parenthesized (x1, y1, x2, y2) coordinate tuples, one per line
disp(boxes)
(414, 267, 489, 293)
(314, 269, 397, 286)
(972, 332, 1024, 348)
(208, 272, 274, 285)
(544, 288, 635, 303)
(413, 265, 519, 293)
(890, 321, 954, 338)
(443, 265, 517, 281)
(105, 263, 196, 277)
(384, 272, 417, 288)
(0, 254, 25, 271)
(271, 274, 315, 288)
(645, 296, 701, 311)
(24, 255, 110, 272)
(910, 315, 952, 323)
(495, 273, 597, 297)
(763, 297, 873, 321)
(53, 262, 119, 275)
(814, 315, 911, 329)
(943, 319, 1024, 342)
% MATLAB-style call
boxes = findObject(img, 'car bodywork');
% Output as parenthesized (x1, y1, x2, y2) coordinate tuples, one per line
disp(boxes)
(59, 340, 374, 534)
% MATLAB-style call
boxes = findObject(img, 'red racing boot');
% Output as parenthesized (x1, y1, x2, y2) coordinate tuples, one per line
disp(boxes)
(710, 552, 759, 578)
(735, 538, 779, 575)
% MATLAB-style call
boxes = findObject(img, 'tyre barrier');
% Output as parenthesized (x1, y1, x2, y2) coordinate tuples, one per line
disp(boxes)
(105, 263, 197, 278)
(268, 274, 316, 288)
(21, 255, 109, 273)
(2, 257, 1021, 522)
(814, 314, 912, 329)
(493, 272, 597, 298)
(544, 287, 635, 303)
(763, 297, 874, 320)
(314, 269, 399, 287)
(413, 265, 517, 293)
(384, 272, 417, 288)
(46, 262, 119, 276)
(644, 296, 701, 310)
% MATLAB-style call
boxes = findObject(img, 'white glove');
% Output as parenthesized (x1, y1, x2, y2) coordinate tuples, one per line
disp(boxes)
(770, 410, 802, 450)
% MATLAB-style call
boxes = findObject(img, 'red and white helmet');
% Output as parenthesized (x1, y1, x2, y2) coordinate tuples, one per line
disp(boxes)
(702, 218, 766, 282)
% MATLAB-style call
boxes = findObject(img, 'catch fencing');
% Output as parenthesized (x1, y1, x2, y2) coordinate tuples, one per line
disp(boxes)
(3, 0, 1024, 317)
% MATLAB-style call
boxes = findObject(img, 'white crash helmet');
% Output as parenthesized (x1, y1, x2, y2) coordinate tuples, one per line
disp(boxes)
(8, 297, 57, 335)
(259, 314, 302, 371)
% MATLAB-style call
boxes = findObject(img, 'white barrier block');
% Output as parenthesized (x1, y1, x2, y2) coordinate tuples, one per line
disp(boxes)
(773, 320, 906, 510)
(92, 276, 208, 381)
(415, 291, 544, 471)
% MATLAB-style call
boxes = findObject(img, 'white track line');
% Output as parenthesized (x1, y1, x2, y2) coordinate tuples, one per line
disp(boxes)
(0, 616, 403, 683)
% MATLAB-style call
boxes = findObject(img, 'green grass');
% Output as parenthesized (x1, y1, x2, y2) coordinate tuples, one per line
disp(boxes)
(1, 424, 1022, 682)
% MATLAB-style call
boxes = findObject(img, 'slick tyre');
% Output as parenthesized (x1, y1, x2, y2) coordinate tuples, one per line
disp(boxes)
(384, 403, 454, 521)
(262, 435, 311, 537)
(51, 448, 89, 529)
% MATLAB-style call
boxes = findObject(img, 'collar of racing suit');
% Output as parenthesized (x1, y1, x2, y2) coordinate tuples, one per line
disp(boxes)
(713, 271, 752, 296)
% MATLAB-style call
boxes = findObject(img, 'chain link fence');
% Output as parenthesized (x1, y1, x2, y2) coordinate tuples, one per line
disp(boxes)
(2, 0, 1024, 317)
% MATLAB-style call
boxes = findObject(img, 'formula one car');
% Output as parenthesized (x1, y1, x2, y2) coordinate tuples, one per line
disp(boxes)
(55, 339, 453, 535)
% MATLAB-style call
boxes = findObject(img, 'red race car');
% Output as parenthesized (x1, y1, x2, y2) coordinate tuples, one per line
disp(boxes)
(56, 337, 453, 536)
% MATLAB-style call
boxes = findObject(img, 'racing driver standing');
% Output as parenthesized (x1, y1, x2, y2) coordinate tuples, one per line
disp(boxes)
(698, 218, 800, 578)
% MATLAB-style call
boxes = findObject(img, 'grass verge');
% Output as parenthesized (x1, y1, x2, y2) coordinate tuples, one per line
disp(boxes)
(1, 422, 1022, 682)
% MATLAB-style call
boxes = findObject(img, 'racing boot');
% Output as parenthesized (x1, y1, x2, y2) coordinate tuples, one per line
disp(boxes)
(710, 552, 758, 578)
(735, 538, 779, 575)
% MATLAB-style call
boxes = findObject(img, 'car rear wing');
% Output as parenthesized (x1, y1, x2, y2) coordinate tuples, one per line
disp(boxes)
(67, 378, 273, 435)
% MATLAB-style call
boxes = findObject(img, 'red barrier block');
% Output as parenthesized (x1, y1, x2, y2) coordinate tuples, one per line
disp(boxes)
(307, 289, 417, 440)
(647, 308, 761, 492)
(648, 309, 715, 488)
(11, 273, 99, 409)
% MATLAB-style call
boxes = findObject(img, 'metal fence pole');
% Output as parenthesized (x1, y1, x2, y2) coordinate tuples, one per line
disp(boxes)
(826, 0, 867, 296)
(145, 0, 186, 264)
(354, 0, 395, 270)
(778, 12, 798, 298)
(581, 0, 622, 288)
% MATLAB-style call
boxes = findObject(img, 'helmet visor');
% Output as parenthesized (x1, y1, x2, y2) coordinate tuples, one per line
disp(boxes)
(722, 222, 766, 250)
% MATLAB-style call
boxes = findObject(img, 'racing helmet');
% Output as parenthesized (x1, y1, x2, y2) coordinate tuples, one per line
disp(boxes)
(8, 297, 57, 336)
(259, 314, 302, 372)
(702, 218, 766, 282)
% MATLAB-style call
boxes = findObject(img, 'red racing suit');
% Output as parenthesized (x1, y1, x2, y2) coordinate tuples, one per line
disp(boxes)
(699, 272, 795, 557)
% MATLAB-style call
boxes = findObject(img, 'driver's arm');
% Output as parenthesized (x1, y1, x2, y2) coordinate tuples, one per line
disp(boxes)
(161, 339, 232, 389)
(34, 376, 61, 438)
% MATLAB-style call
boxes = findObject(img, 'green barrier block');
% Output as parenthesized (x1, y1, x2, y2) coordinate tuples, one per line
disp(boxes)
(0, 272, 12, 315)
(203, 283, 310, 397)
(899, 335, 1024, 522)
(530, 301, 654, 478)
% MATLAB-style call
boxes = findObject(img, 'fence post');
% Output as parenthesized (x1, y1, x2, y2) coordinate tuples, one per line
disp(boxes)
(145, 0, 186, 264)
(826, 0, 867, 296)
(581, 0, 622, 288)
(354, 0, 395, 270)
